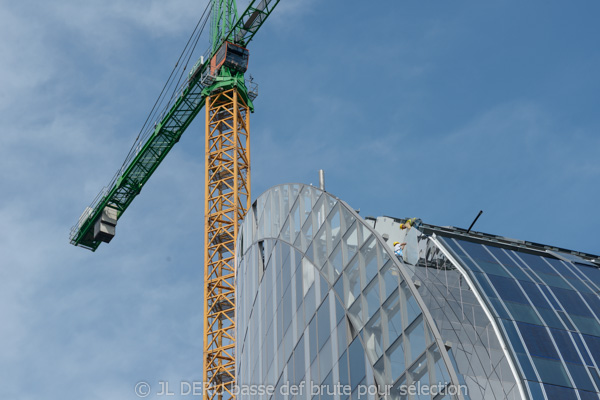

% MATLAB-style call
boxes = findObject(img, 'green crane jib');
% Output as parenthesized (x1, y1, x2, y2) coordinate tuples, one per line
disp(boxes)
(70, 0, 280, 251)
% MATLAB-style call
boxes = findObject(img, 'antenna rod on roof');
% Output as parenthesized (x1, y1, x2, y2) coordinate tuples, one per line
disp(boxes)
(467, 210, 483, 233)
(319, 169, 325, 191)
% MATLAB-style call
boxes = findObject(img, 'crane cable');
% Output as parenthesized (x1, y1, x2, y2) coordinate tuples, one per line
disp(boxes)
(116, 1, 212, 178)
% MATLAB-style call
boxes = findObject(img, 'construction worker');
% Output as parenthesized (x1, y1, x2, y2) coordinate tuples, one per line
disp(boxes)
(399, 218, 422, 230)
(393, 241, 406, 259)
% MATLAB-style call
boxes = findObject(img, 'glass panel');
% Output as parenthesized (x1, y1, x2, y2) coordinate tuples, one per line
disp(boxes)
(406, 317, 426, 363)
(302, 258, 315, 297)
(578, 389, 600, 400)
(571, 315, 600, 336)
(319, 337, 333, 383)
(566, 362, 596, 392)
(364, 310, 383, 359)
(348, 296, 365, 330)
(361, 236, 379, 286)
(431, 346, 451, 386)
(517, 322, 560, 360)
(572, 333, 594, 366)
(344, 256, 361, 307)
(408, 354, 429, 400)
(487, 274, 530, 304)
(388, 336, 405, 381)
(384, 289, 403, 349)
(337, 319, 348, 357)
(402, 283, 422, 328)
(330, 242, 344, 280)
(532, 356, 573, 387)
(504, 301, 543, 325)
(328, 206, 341, 253)
(291, 200, 301, 242)
(301, 186, 313, 226)
(277, 212, 289, 242)
(294, 335, 305, 384)
(317, 295, 331, 350)
(551, 328, 584, 364)
(341, 205, 356, 231)
(338, 350, 350, 388)
(313, 224, 328, 269)
(348, 338, 366, 389)
(344, 222, 359, 263)
(304, 284, 316, 326)
(313, 195, 327, 234)
(381, 260, 401, 301)
(271, 187, 281, 237)
(309, 316, 318, 363)
(540, 284, 563, 310)
(553, 287, 594, 317)
(361, 223, 373, 244)
(364, 276, 381, 321)
(301, 217, 313, 253)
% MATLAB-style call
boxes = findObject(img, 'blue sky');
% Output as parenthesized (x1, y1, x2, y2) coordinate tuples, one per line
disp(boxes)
(1, 0, 599, 398)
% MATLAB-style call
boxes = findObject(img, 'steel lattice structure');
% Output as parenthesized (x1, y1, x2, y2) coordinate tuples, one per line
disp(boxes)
(204, 88, 250, 399)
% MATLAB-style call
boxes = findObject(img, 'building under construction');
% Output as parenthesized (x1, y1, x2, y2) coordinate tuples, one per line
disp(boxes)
(236, 183, 600, 400)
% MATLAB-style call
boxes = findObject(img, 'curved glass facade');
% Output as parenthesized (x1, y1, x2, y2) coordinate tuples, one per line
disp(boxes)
(375, 216, 600, 400)
(236, 184, 464, 400)
(437, 236, 600, 400)
(235, 183, 600, 400)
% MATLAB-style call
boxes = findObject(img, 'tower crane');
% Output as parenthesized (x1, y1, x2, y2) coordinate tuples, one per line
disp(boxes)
(69, 1, 281, 399)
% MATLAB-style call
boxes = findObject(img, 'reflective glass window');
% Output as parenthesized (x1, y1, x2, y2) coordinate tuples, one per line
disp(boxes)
(552, 287, 594, 317)
(579, 389, 600, 400)
(532, 356, 572, 387)
(572, 333, 594, 367)
(309, 316, 318, 363)
(518, 252, 559, 276)
(583, 334, 600, 367)
(517, 322, 560, 360)
(408, 355, 429, 400)
(406, 317, 426, 363)
(566, 362, 596, 392)
(344, 222, 359, 263)
(361, 236, 378, 285)
(456, 240, 496, 264)
(550, 328, 584, 364)
(543, 383, 578, 400)
(337, 319, 348, 358)
(339, 350, 350, 388)
(364, 310, 383, 359)
(431, 346, 450, 386)
(505, 301, 543, 325)
(581, 292, 600, 315)
(294, 335, 305, 384)
(575, 263, 600, 287)
(317, 296, 331, 350)
(328, 207, 341, 252)
(348, 338, 366, 389)
(381, 260, 401, 301)
(364, 276, 381, 321)
(383, 289, 402, 347)
(487, 274, 529, 304)
(539, 284, 562, 310)
(518, 280, 552, 309)
(344, 257, 361, 307)
(320, 338, 333, 383)
(388, 336, 405, 382)
(330, 242, 343, 279)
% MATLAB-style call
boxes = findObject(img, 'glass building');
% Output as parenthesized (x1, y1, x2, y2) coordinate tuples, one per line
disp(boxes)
(235, 183, 600, 400)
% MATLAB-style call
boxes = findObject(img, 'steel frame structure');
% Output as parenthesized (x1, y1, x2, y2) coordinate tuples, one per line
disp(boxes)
(203, 87, 250, 400)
